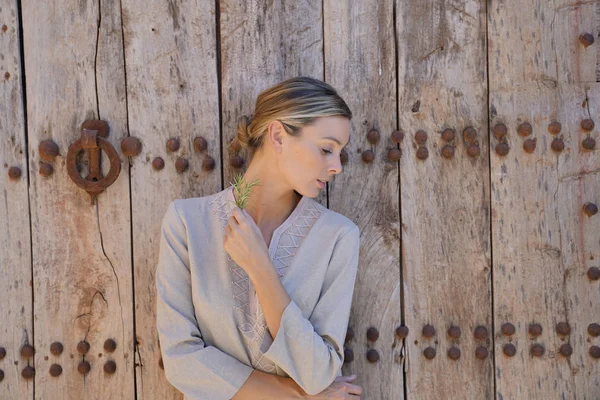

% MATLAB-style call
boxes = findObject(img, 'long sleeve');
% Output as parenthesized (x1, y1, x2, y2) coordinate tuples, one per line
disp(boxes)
(261, 225, 360, 395)
(155, 201, 253, 400)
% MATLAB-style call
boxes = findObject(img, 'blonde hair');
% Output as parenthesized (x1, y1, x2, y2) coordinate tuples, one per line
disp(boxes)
(234, 77, 352, 153)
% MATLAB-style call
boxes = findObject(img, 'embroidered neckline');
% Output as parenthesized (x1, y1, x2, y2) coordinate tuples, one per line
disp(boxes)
(209, 185, 325, 371)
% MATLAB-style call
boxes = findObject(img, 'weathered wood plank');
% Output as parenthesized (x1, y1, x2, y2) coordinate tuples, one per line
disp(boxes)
(489, 1, 600, 398)
(0, 1, 33, 397)
(396, 1, 492, 399)
(22, 0, 134, 397)
(325, 1, 403, 399)
(121, 1, 222, 398)
(220, 0, 325, 205)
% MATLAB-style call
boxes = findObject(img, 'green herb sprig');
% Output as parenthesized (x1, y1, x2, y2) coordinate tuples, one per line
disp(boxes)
(230, 173, 260, 209)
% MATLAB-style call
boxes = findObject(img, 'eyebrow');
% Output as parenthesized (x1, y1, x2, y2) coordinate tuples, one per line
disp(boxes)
(323, 136, 345, 146)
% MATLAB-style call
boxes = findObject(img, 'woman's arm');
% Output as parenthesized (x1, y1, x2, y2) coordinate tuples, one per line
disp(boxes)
(233, 370, 307, 399)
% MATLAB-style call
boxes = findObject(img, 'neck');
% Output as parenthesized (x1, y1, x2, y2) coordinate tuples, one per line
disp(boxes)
(233, 158, 300, 230)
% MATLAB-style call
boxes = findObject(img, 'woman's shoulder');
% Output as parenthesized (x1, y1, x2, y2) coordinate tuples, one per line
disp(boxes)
(166, 187, 232, 223)
(310, 200, 359, 237)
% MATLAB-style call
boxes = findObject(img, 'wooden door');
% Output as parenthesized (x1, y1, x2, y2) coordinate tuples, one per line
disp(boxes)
(1, 1, 599, 399)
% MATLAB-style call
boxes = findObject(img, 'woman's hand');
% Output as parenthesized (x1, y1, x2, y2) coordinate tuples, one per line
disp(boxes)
(224, 207, 271, 276)
(306, 375, 363, 399)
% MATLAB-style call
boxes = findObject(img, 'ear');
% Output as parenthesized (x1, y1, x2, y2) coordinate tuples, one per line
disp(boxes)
(266, 120, 285, 153)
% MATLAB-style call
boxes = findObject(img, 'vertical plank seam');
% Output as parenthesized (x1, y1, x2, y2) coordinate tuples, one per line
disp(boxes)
(116, 0, 140, 397)
(392, 1, 408, 398)
(322, 0, 329, 209)
(215, 0, 225, 191)
(15, 0, 35, 398)
(484, 0, 498, 398)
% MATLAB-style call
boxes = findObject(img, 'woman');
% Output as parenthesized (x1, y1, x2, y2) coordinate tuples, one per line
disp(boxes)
(156, 76, 363, 399)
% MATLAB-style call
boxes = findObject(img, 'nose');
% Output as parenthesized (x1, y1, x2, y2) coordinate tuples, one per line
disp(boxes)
(328, 155, 343, 175)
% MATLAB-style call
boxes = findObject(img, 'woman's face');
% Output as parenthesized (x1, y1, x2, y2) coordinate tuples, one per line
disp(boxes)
(278, 116, 351, 198)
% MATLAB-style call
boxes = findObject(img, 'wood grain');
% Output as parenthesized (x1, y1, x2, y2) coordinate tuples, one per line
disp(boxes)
(121, 0, 221, 398)
(489, 1, 600, 398)
(22, 0, 134, 397)
(396, 1, 492, 398)
(325, 1, 404, 399)
(0, 1, 33, 397)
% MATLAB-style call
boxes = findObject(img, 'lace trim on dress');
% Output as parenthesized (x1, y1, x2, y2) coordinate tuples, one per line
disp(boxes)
(209, 187, 324, 371)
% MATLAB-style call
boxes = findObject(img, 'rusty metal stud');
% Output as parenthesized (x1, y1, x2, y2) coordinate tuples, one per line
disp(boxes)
(441, 128, 456, 142)
(366, 349, 379, 363)
(49, 364, 62, 377)
(367, 129, 380, 144)
(120, 136, 142, 157)
(343, 348, 354, 363)
(152, 157, 165, 171)
(387, 148, 401, 162)
(0, 347, 5, 359)
(582, 137, 596, 150)
(475, 346, 488, 360)
(531, 344, 545, 357)
(340, 148, 348, 165)
(523, 138, 537, 153)
(587, 267, 600, 281)
(447, 326, 461, 339)
(50, 342, 63, 356)
(463, 127, 477, 143)
(230, 154, 245, 169)
(345, 327, 354, 343)
(579, 33, 595, 47)
(77, 361, 91, 375)
(583, 203, 598, 217)
(503, 343, 517, 357)
(556, 322, 571, 336)
(423, 347, 436, 360)
(77, 340, 90, 355)
(422, 324, 436, 338)
(159, 357, 164, 370)
(589, 346, 600, 359)
(493, 124, 507, 140)
(175, 157, 189, 173)
(528, 324, 543, 337)
(548, 121, 561, 134)
(39, 162, 54, 177)
(559, 344, 573, 357)
(166, 138, 180, 152)
(416, 146, 429, 160)
(474, 326, 488, 340)
(202, 155, 216, 172)
(467, 144, 481, 158)
(0, 369, 3, 382)
(21, 345, 34, 358)
(361, 150, 374, 163)
(367, 327, 380, 342)
(8, 166, 21, 179)
(395, 325, 409, 339)
(21, 366, 35, 379)
(441, 145, 455, 158)
(448, 346, 461, 360)
(495, 142, 509, 156)
(415, 130, 427, 145)
(193, 136, 208, 152)
(551, 138, 565, 152)
(39, 139, 60, 161)
(104, 339, 117, 353)
(517, 122, 533, 137)
(581, 119, 595, 131)
(501, 323, 515, 336)
(588, 323, 600, 337)
(104, 360, 117, 374)
(391, 129, 404, 143)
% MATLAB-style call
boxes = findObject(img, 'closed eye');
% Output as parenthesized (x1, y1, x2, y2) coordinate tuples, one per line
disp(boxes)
(321, 149, 332, 155)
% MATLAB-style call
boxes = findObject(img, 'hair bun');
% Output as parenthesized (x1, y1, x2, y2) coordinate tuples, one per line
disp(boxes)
(235, 115, 252, 150)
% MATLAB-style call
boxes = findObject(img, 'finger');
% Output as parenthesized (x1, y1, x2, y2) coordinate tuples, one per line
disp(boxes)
(346, 384, 363, 395)
(336, 374, 357, 382)
(231, 208, 246, 226)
